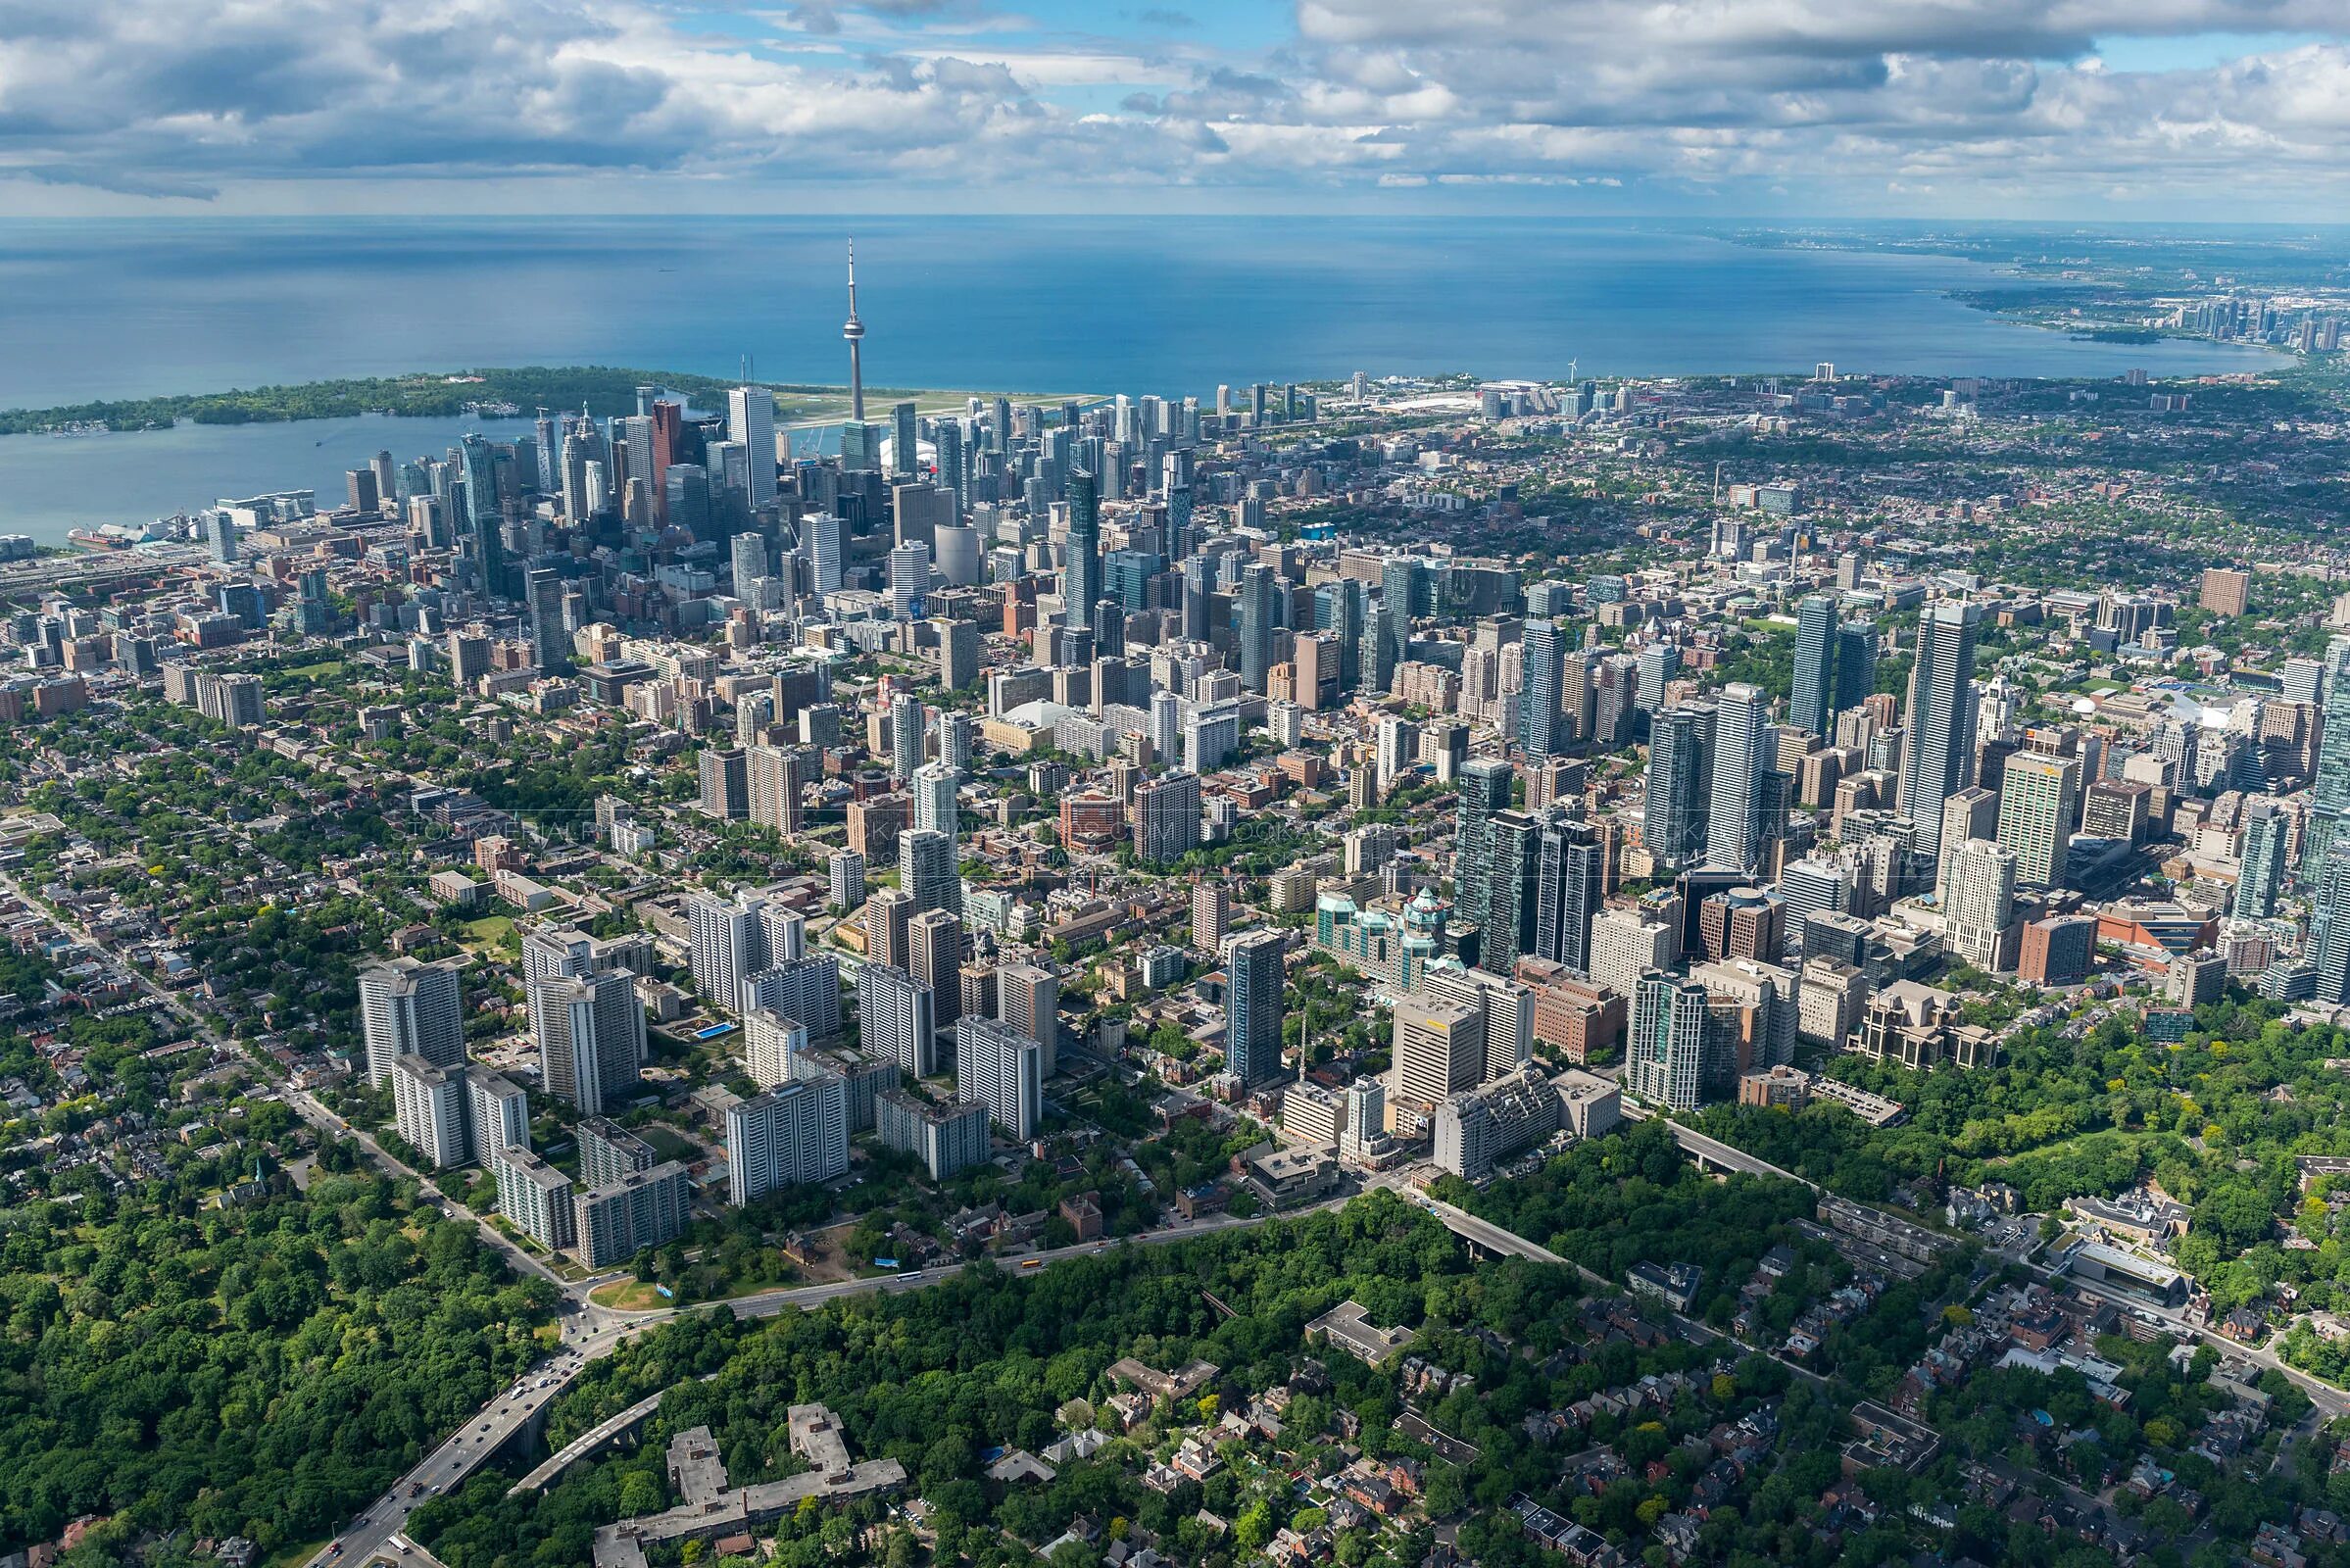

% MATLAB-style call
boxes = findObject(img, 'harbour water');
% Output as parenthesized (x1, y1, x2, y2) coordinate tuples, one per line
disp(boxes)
(0, 216, 2273, 541)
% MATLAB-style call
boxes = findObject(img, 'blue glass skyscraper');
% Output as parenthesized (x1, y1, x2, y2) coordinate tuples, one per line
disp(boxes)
(2303, 635, 2350, 884)
(1239, 564, 1277, 693)
(1645, 702, 1715, 868)
(1897, 601, 1982, 865)
(1706, 682, 1773, 874)
(1523, 617, 1568, 758)
(1064, 467, 1102, 632)
(1789, 594, 1837, 738)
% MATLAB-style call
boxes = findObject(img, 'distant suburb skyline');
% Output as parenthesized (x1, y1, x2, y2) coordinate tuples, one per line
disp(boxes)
(5, 1, 2350, 219)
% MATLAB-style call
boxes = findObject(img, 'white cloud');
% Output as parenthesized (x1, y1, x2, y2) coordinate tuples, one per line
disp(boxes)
(4, 0, 2350, 209)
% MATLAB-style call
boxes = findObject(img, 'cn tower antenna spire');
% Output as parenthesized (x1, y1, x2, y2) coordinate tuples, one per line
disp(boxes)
(843, 239, 866, 423)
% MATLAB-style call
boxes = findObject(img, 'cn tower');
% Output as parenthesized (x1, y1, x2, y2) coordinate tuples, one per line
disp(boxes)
(843, 240, 866, 422)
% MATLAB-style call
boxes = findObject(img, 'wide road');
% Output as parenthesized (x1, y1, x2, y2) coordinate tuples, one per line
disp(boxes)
(1619, 1102, 1811, 1184)
(314, 1339, 616, 1568)
(328, 1189, 1373, 1554)
(1412, 1193, 1568, 1266)
(509, 1388, 667, 1496)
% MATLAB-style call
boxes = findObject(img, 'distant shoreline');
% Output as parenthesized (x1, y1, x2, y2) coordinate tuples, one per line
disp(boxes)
(1716, 228, 2299, 357)
(0, 367, 1075, 438)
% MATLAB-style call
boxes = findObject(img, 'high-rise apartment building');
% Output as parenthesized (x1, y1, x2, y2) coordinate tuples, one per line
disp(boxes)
(863, 886, 915, 972)
(1224, 929, 1288, 1087)
(1837, 620, 1878, 716)
(1064, 468, 1102, 631)
(391, 1054, 471, 1168)
(726, 1074, 850, 1205)
(1590, 907, 1677, 1002)
(2306, 636, 2350, 883)
(899, 826, 961, 918)
(907, 908, 964, 1032)
(910, 761, 958, 842)
(2199, 566, 2251, 616)
(1643, 703, 1715, 868)
(492, 1147, 575, 1252)
(745, 1006, 808, 1089)
(743, 955, 844, 1042)
(890, 692, 925, 782)
(577, 1116, 658, 1190)
(1944, 838, 2018, 972)
(956, 1016, 1044, 1139)
(1533, 813, 1603, 973)
(1689, 957, 1796, 1078)
(1192, 882, 1230, 955)
(2236, 801, 2288, 921)
(828, 848, 867, 910)
(1934, 786, 2002, 902)
(576, 1161, 690, 1269)
(747, 744, 806, 836)
(857, 962, 937, 1078)
(1434, 1070, 1561, 1182)
(995, 961, 1059, 1076)
(359, 957, 465, 1086)
(1629, 972, 1714, 1111)
(1135, 771, 1202, 864)
(1382, 557, 1420, 667)
(1789, 593, 1839, 739)
(1453, 759, 1514, 960)
(688, 892, 773, 1014)
(875, 1089, 990, 1180)
(530, 970, 645, 1114)
(699, 746, 749, 819)
(1522, 617, 1569, 757)
(1238, 563, 1277, 694)
(468, 1069, 529, 1159)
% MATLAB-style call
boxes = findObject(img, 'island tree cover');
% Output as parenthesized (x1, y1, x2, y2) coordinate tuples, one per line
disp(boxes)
(0, 368, 1034, 435)
(0, 1157, 556, 1559)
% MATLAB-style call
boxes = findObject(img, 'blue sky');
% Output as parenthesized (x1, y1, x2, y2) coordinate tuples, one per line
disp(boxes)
(2085, 29, 2329, 72)
(5, 1, 2350, 217)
